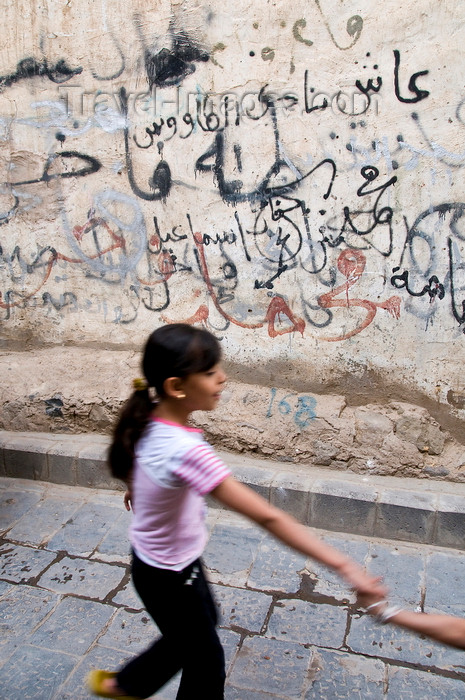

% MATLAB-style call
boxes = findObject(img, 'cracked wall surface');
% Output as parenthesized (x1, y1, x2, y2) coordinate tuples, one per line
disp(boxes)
(0, 1, 464, 478)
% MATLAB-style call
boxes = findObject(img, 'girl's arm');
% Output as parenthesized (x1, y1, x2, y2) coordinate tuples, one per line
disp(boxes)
(385, 610, 465, 650)
(123, 473, 133, 512)
(211, 476, 384, 596)
(357, 595, 465, 650)
(123, 490, 132, 511)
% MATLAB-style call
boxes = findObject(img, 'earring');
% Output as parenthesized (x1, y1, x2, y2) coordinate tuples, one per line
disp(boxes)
(177, 393, 186, 399)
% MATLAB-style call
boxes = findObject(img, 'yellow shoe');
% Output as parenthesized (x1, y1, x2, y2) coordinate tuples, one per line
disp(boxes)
(86, 670, 140, 700)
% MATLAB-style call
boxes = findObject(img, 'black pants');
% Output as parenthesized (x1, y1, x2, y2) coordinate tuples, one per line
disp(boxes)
(117, 553, 225, 699)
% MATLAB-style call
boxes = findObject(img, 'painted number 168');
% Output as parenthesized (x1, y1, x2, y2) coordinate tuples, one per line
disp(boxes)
(266, 388, 317, 429)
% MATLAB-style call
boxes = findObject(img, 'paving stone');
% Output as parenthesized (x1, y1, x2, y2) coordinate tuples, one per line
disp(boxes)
(300, 533, 370, 603)
(4, 474, 465, 698)
(226, 687, 285, 699)
(6, 494, 84, 546)
(247, 535, 307, 593)
(0, 543, 57, 583)
(386, 665, 465, 698)
(37, 556, 126, 600)
(97, 607, 157, 653)
(93, 509, 131, 564)
(29, 596, 116, 654)
(2, 478, 48, 492)
(57, 644, 136, 700)
(137, 631, 241, 700)
(366, 541, 424, 607)
(0, 487, 43, 531)
(304, 647, 385, 699)
(64, 623, 239, 700)
(0, 644, 78, 700)
(46, 502, 125, 557)
(111, 579, 144, 609)
(220, 627, 242, 671)
(0, 580, 13, 597)
(89, 488, 126, 506)
(228, 636, 313, 698)
(204, 521, 264, 586)
(0, 584, 59, 647)
(0, 641, 18, 671)
(212, 584, 272, 633)
(425, 551, 465, 615)
(267, 599, 348, 648)
(347, 612, 465, 671)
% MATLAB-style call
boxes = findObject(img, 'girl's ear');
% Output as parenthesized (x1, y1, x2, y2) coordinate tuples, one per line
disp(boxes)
(163, 376, 186, 399)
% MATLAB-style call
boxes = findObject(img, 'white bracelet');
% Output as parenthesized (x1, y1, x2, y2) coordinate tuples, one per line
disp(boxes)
(376, 605, 403, 624)
(365, 600, 388, 612)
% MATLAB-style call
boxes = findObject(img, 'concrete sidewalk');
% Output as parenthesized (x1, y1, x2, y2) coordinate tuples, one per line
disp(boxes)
(1, 430, 465, 550)
(1, 477, 465, 699)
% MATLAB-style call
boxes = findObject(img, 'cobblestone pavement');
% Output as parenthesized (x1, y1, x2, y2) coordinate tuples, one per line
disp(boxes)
(1, 477, 465, 699)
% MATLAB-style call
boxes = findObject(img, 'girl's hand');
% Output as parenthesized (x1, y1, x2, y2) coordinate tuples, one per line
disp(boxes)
(123, 490, 132, 512)
(338, 561, 387, 598)
(356, 589, 387, 612)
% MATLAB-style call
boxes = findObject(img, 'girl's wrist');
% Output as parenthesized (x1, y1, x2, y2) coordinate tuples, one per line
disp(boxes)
(364, 600, 403, 624)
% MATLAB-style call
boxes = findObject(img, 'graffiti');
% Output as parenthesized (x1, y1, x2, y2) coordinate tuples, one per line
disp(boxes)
(0, 57, 82, 91)
(318, 249, 401, 341)
(319, 166, 396, 262)
(313, 2, 363, 51)
(0, 5, 463, 351)
(10, 151, 101, 187)
(120, 88, 172, 202)
(132, 95, 231, 148)
(392, 203, 465, 331)
(355, 76, 382, 105)
(391, 268, 445, 301)
(293, 19, 314, 47)
(266, 388, 317, 429)
(135, 21, 209, 89)
(91, 32, 125, 81)
(195, 91, 335, 205)
(303, 49, 429, 117)
(393, 49, 430, 104)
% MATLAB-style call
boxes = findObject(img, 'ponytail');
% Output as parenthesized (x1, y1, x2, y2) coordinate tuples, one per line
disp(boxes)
(108, 323, 221, 482)
(108, 388, 153, 481)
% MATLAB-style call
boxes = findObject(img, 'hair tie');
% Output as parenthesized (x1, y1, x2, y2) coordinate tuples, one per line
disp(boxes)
(133, 377, 148, 392)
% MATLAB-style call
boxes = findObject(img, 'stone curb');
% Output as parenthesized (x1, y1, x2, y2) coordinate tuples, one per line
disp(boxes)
(1, 430, 465, 550)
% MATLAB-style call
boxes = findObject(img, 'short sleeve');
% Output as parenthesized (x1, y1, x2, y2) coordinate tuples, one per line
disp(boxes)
(172, 443, 231, 495)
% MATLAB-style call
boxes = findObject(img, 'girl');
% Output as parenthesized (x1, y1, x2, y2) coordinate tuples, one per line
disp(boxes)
(88, 323, 385, 700)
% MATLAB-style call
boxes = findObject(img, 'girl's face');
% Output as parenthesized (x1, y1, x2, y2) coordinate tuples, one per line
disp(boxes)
(180, 363, 226, 412)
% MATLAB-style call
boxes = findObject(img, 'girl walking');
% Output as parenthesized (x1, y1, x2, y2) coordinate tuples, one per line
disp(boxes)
(88, 323, 384, 700)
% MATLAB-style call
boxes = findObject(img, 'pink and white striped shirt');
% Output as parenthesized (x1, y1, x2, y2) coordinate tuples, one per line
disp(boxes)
(130, 418, 231, 570)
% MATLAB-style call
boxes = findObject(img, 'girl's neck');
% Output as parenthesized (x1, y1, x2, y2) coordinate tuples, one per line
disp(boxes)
(152, 399, 191, 427)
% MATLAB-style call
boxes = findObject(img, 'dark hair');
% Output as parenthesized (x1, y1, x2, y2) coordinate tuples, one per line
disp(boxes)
(108, 324, 221, 481)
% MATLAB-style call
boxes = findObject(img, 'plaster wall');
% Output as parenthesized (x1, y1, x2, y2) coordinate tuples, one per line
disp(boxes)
(1, 1, 464, 479)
